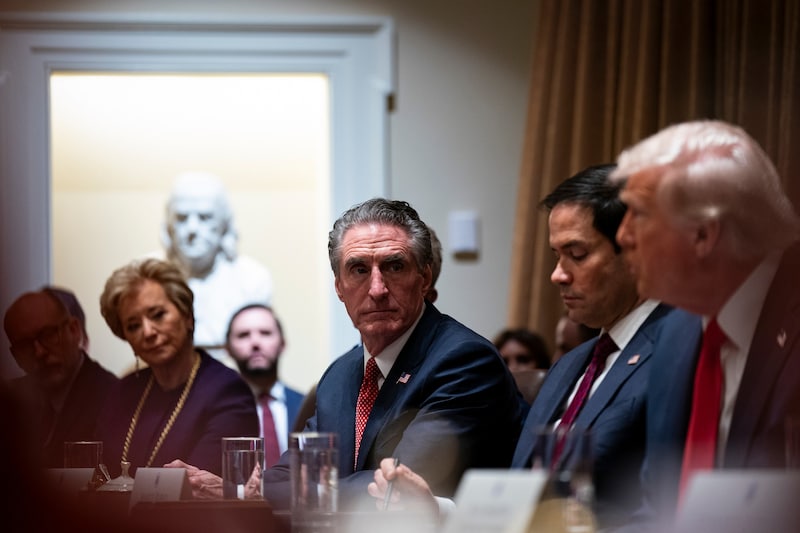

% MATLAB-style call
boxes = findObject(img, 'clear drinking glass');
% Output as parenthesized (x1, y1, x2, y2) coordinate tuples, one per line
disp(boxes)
(289, 432, 339, 533)
(222, 437, 265, 500)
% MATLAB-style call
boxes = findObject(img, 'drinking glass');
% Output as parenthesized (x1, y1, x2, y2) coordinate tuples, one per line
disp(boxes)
(528, 426, 596, 533)
(222, 437, 265, 500)
(290, 432, 338, 533)
(64, 440, 103, 469)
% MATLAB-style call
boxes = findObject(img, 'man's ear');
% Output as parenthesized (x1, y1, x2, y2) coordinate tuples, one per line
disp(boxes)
(334, 277, 344, 302)
(693, 218, 721, 259)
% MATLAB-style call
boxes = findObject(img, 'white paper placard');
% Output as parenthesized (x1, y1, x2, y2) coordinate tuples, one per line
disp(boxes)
(440, 469, 547, 533)
(676, 469, 800, 533)
(46, 468, 95, 493)
(129, 467, 192, 510)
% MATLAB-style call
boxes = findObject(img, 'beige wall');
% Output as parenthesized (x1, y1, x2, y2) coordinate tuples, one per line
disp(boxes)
(2, 0, 538, 387)
(51, 73, 330, 391)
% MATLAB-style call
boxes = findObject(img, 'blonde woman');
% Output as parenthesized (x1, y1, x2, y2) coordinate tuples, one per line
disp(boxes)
(96, 258, 258, 479)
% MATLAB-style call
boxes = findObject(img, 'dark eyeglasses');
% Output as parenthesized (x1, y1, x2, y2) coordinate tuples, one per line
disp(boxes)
(10, 319, 70, 357)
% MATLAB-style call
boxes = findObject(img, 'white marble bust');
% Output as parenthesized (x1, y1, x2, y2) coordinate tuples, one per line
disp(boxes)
(162, 171, 274, 351)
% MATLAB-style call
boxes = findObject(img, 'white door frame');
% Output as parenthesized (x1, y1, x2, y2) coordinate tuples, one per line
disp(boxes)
(0, 13, 393, 376)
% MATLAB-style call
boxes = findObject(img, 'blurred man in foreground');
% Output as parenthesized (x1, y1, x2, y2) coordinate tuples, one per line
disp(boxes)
(613, 120, 800, 527)
(3, 287, 117, 467)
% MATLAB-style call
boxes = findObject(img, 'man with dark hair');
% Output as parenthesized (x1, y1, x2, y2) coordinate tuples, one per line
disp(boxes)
(3, 287, 118, 467)
(224, 304, 304, 466)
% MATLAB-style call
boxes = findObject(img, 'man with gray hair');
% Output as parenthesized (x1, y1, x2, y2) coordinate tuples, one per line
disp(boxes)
(175, 198, 527, 514)
(162, 171, 273, 352)
(613, 120, 800, 527)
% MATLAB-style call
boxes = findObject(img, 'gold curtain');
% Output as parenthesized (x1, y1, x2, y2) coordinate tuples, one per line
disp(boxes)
(509, 0, 800, 347)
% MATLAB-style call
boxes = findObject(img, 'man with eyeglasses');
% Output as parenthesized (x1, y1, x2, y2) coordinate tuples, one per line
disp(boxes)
(3, 287, 118, 468)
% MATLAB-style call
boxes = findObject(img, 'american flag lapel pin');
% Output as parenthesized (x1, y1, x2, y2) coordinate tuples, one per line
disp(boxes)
(397, 372, 411, 384)
(627, 354, 640, 365)
(777, 329, 788, 348)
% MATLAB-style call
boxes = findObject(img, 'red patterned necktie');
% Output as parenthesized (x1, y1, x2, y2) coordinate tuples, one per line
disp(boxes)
(552, 333, 617, 466)
(259, 392, 282, 467)
(354, 357, 381, 467)
(678, 317, 725, 504)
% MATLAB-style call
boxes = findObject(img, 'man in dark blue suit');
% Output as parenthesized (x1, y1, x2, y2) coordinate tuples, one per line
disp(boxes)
(177, 199, 528, 509)
(224, 304, 305, 466)
(511, 165, 700, 528)
(614, 120, 800, 528)
(267, 198, 528, 510)
(370, 167, 701, 529)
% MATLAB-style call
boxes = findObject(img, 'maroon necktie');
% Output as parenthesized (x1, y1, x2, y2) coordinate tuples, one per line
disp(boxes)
(354, 357, 381, 467)
(678, 317, 725, 504)
(259, 392, 282, 467)
(552, 333, 617, 466)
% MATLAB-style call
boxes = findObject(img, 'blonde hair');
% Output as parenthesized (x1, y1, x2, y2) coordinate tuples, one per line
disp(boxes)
(100, 258, 194, 340)
(612, 120, 800, 260)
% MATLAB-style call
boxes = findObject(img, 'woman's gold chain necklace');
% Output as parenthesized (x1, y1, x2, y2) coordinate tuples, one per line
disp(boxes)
(121, 352, 201, 468)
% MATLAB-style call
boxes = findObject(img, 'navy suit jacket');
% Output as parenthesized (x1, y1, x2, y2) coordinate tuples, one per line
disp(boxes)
(264, 302, 529, 510)
(512, 304, 694, 528)
(642, 244, 800, 522)
(283, 383, 304, 438)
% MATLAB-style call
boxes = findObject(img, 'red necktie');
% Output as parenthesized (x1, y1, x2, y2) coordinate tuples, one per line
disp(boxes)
(678, 317, 725, 504)
(259, 392, 282, 467)
(354, 357, 381, 467)
(552, 333, 617, 466)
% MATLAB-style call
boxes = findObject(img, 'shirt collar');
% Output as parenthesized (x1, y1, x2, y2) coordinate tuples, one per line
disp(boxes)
(605, 299, 660, 351)
(247, 380, 286, 402)
(716, 251, 782, 351)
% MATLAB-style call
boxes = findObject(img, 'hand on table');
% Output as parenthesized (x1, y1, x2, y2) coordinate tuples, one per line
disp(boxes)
(163, 459, 264, 500)
(163, 459, 223, 500)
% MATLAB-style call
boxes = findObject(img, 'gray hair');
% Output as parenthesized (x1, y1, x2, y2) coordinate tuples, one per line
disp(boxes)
(328, 198, 433, 277)
(612, 120, 800, 261)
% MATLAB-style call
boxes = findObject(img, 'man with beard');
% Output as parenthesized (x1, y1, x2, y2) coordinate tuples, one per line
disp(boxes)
(225, 304, 304, 467)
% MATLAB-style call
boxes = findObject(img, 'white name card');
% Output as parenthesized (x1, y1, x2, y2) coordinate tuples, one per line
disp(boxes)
(129, 467, 192, 511)
(441, 469, 548, 533)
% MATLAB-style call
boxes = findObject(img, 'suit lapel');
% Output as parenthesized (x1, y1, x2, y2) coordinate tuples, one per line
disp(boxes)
(333, 346, 365, 475)
(354, 304, 439, 470)
(726, 246, 800, 466)
(574, 327, 653, 429)
(511, 342, 594, 467)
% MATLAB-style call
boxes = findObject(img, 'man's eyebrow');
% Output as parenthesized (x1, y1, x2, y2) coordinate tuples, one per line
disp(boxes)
(344, 256, 366, 269)
(381, 253, 406, 264)
(551, 240, 585, 251)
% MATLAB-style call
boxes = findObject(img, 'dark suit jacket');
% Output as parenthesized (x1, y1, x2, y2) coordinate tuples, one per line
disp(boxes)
(641, 243, 800, 524)
(284, 383, 304, 438)
(512, 304, 693, 528)
(9, 354, 118, 468)
(263, 302, 529, 510)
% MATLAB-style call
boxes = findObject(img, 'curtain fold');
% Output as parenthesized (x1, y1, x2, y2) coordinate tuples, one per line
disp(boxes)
(510, 0, 800, 349)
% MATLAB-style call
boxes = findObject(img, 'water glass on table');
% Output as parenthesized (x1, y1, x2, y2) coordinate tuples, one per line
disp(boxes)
(289, 432, 338, 533)
(222, 437, 265, 500)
